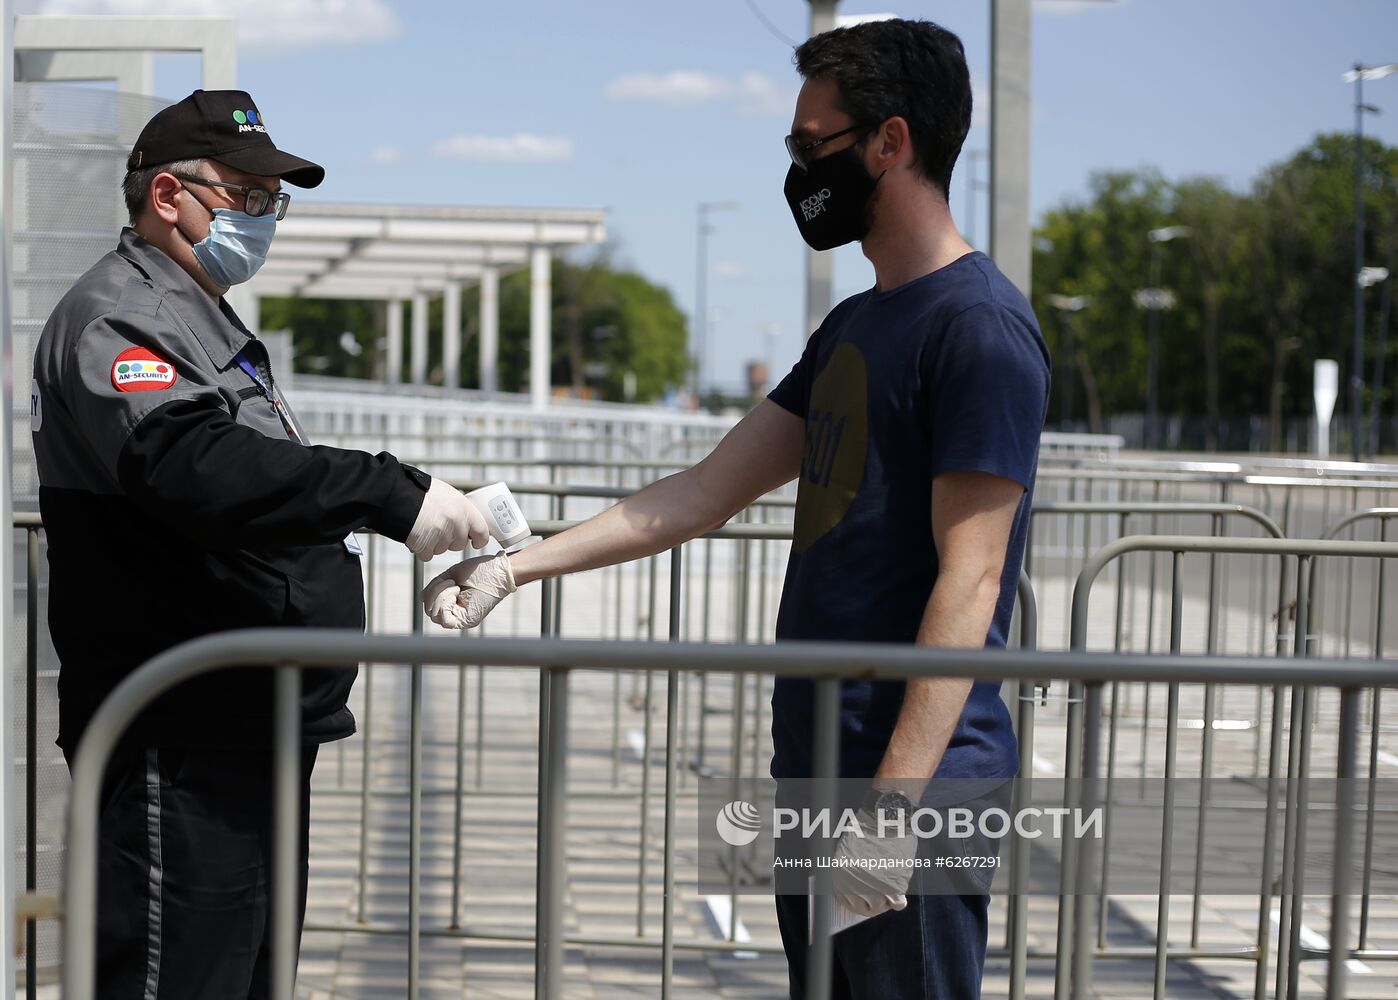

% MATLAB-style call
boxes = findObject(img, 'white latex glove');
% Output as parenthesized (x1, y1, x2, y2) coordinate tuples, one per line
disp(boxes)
(831, 805, 917, 918)
(422, 553, 517, 629)
(405, 478, 491, 562)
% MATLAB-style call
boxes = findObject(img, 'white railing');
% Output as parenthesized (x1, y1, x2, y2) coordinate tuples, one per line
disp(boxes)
(287, 377, 1129, 465)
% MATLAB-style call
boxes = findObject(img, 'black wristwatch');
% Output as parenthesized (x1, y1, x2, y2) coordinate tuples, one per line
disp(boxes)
(861, 786, 915, 822)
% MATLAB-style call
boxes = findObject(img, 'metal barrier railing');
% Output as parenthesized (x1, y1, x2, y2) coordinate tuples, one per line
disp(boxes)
(473, 482, 1300, 661)
(13, 489, 1398, 990)
(13, 483, 1397, 996)
(58, 632, 1398, 1000)
(1064, 534, 1398, 1000)
(442, 471, 1388, 660)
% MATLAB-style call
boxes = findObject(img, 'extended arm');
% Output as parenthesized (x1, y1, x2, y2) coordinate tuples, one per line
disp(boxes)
(121, 396, 430, 549)
(511, 400, 804, 584)
(59, 311, 435, 551)
(424, 400, 805, 627)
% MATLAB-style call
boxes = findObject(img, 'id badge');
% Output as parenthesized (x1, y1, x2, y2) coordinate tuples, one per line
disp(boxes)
(344, 533, 364, 556)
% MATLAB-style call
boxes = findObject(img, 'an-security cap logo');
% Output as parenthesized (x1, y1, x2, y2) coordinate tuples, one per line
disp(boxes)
(716, 800, 762, 847)
(112, 347, 177, 393)
(232, 108, 268, 135)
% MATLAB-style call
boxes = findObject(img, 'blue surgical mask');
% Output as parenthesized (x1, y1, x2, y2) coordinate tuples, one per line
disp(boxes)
(190, 207, 276, 287)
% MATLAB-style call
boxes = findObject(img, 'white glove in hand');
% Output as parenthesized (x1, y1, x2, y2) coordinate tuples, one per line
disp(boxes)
(405, 478, 491, 562)
(831, 805, 918, 918)
(422, 553, 517, 629)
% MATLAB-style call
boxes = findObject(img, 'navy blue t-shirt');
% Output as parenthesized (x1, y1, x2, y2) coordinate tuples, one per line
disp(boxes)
(766, 251, 1050, 783)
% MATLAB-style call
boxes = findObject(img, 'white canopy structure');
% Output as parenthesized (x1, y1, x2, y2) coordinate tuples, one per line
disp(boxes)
(251, 203, 607, 408)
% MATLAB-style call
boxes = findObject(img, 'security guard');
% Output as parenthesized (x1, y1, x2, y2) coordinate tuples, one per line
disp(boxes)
(31, 89, 486, 997)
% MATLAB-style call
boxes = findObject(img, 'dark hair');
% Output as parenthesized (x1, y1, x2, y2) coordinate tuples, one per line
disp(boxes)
(795, 18, 971, 197)
(121, 158, 206, 224)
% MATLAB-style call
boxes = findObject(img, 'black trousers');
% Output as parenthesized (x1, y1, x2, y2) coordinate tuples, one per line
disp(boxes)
(64, 744, 319, 1000)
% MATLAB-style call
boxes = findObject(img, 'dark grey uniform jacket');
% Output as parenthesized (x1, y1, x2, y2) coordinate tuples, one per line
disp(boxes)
(32, 228, 429, 751)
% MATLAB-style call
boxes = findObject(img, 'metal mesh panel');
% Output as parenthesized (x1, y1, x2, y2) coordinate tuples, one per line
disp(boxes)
(11, 83, 168, 506)
(11, 82, 171, 979)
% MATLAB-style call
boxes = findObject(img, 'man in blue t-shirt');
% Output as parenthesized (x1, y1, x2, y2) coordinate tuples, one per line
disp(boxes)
(424, 17, 1048, 999)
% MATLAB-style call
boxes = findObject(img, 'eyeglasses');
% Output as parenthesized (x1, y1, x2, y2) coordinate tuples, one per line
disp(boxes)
(174, 174, 291, 220)
(784, 123, 868, 172)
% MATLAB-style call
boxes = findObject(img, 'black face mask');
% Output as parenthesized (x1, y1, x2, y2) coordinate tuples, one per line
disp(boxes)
(783, 146, 881, 251)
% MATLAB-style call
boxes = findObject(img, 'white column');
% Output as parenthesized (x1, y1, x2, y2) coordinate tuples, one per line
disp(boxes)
(479, 267, 499, 397)
(385, 298, 404, 384)
(804, 0, 838, 338)
(529, 246, 551, 409)
(442, 280, 462, 391)
(990, 0, 1033, 295)
(410, 291, 429, 387)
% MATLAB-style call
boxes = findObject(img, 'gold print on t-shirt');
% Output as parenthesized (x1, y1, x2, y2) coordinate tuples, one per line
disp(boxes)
(792, 341, 869, 555)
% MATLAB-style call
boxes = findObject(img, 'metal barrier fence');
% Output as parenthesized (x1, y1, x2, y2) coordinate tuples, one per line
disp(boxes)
(1032, 463, 1398, 554)
(16, 510, 1398, 996)
(287, 388, 735, 466)
(1060, 534, 1398, 1000)
(13, 480, 1398, 995)
(56, 632, 1398, 1000)
(440, 475, 1395, 661)
(284, 384, 1123, 468)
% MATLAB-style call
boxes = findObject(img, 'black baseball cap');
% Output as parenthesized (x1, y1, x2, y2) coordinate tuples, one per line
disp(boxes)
(126, 89, 324, 188)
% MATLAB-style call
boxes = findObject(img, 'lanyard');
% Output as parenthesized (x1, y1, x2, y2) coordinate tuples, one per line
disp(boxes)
(233, 350, 363, 556)
(235, 353, 304, 444)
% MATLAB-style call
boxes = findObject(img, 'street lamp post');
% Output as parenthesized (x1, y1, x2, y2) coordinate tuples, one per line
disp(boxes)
(1368, 227, 1394, 455)
(694, 201, 739, 398)
(1358, 265, 1392, 452)
(1139, 226, 1190, 450)
(1048, 294, 1090, 429)
(1345, 62, 1398, 459)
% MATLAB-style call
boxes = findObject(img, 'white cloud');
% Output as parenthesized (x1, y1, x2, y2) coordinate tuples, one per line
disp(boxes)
(714, 260, 744, 280)
(35, 0, 401, 52)
(1036, 0, 1126, 16)
(430, 133, 575, 164)
(606, 71, 727, 106)
(369, 144, 401, 165)
(605, 70, 793, 116)
(835, 13, 898, 28)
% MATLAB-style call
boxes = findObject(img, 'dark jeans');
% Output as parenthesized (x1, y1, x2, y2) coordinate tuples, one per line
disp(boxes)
(770, 779, 1006, 999)
(774, 890, 990, 1000)
(65, 743, 318, 1000)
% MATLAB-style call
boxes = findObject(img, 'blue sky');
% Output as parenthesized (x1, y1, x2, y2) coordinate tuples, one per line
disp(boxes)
(27, 0, 1398, 393)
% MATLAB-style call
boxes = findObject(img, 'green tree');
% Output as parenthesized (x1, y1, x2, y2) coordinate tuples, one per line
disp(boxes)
(1032, 170, 1174, 425)
(1245, 134, 1398, 449)
(259, 297, 384, 379)
(1172, 178, 1250, 449)
(1031, 133, 1398, 452)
